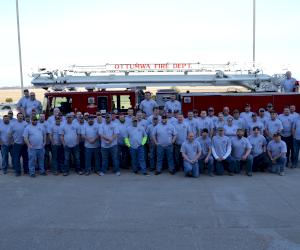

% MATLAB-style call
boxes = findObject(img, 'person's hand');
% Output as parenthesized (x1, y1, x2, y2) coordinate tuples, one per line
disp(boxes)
(242, 155, 247, 161)
(217, 158, 222, 162)
(204, 158, 209, 164)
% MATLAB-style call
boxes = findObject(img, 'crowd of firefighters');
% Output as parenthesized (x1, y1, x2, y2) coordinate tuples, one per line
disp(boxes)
(0, 72, 298, 177)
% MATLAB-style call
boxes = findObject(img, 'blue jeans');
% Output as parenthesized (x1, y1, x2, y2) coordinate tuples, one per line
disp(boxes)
(174, 144, 184, 171)
(130, 146, 147, 173)
(215, 155, 236, 175)
(79, 141, 85, 169)
(270, 156, 286, 173)
(1, 144, 11, 171)
(28, 148, 45, 175)
(156, 145, 174, 172)
(293, 139, 300, 166)
(198, 156, 214, 175)
(64, 145, 81, 172)
(51, 145, 64, 172)
(235, 155, 253, 174)
(149, 143, 157, 170)
(44, 144, 51, 170)
(119, 145, 130, 169)
(183, 161, 199, 177)
(12, 143, 29, 174)
(85, 147, 101, 172)
(101, 146, 119, 173)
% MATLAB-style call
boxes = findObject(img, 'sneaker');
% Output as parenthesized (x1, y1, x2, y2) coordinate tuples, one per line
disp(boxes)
(208, 173, 214, 177)
(30, 174, 36, 178)
(115, 172, 121, 176)
(15, 172, 21, 177)
(77, 170, 83, 175)
(134, 170, 138, 174)
(3, 170, 7, 175)
(143, 172, 150, 176)
(84, 171, 90, 176)
(52, 171, 58, 176)
(154, 171, 161, 175)
(247, 172, 253, 177)
(40, 172, 47, 176)
(228, 172, 234, 176)
(279, 172, 285, 176)
(99, 172, 105, 176)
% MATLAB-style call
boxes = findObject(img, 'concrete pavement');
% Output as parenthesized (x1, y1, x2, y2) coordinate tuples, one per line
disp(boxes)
(1, 169, 300, 250)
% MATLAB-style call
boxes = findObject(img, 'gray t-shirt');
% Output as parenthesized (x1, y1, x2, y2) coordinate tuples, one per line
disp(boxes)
(11, 121, 27, 144)
(82, 123, 100, 148)
(180, 140, 201, 160)
(267, 140, 287, 158)
(153, 123, 177, 147)
(212, 135, 231, 159)
(139, 99, 158, 117)
(23, 124, 45, 149)
(48, 123, 62, 145)
(197, 118, 213, 132)
(278, 114, 293, 137)
(60, 122, 80, 148)
(116, 121, 128, 145)
(293, 116, 300, 140)
(266, 119, 283, 138)
(0, 122, 12, 146)
(196, 136, 212, 159)
(281, 78, 296, 92)
(184, 118, 199, 135)
(98, 122, 119, 148)
(164, 100, 181, 112)
(173, 121, 188, 145)
(247, 120, 265, 135)
(126, 125, 146, 149)
(231, 136, 252, 160)
(248, 134, 267, 157)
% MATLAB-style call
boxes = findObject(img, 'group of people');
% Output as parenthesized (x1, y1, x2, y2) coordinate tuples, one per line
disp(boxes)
(0, 79, 300, 178)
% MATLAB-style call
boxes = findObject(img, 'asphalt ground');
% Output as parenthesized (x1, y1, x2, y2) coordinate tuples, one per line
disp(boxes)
(1, 167, 300, 250)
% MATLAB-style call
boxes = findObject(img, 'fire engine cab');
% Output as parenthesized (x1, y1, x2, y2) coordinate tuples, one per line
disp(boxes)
(31, 62, 300, 116)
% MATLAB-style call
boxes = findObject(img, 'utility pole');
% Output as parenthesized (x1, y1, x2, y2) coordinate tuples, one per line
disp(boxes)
(253, 0, 256, 68)
(16, 0, 24, 94)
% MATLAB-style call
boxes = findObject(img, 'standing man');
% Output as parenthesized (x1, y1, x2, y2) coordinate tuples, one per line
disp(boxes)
(125, 108, 134, 126)
(197, 128, 214, 177)
(281, 71, 298, 92)
(185, 111, 199, 136)
(147, 107, 161, 125)
(265, 111, 283, 141)
(248, 127, 271, 172)
(231, 129, 253, 176)
(180, 132, 202, 178)
(48, 115, 64, 175)
(146, 117, 159, 171)
(11, 113, 28, 176)
(164, 94, 181, 113)
(207, 107, 218, 126)
(125, 117, 148, 175)
(152, 115, 177, 175)
(292, 115, 300, 167)
(173, 114, 189, 171)
(23, 116, 46, 177)
(267, 133, 287, 176)
(17, 89, 30, 115)
(232, 109, 246, 130)
(278, 107, 294, 167)
(82, 115, 100, 175)
(117, 114, 130, 169)
(0, 115, 12, 174)
(247, 113, 265, 136)
(60, 113, 83, 176)
(98, 114, 120, 176)
(24, 92, 42, 116)
(212, 127, 235, 175)
(197, 110, 213, 137)
(240, 104, 253, 124)
(139, 92, 158, 117)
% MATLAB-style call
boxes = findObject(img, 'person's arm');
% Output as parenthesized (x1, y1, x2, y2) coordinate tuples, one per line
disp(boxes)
(223, 140, 232, 159)
(211, 140, 219, 160)
(205, 147, 212, 163)
(60, 134, 65, 146)
(242, 148, 251, 160)
(181, 151, 192, 163)
(24, 136, 31, 148)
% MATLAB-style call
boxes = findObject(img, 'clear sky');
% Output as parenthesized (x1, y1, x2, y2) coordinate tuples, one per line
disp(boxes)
(0, 0, 299, 87)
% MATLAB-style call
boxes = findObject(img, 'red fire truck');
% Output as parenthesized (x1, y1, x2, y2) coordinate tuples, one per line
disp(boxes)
(32, 63, 300, 116)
